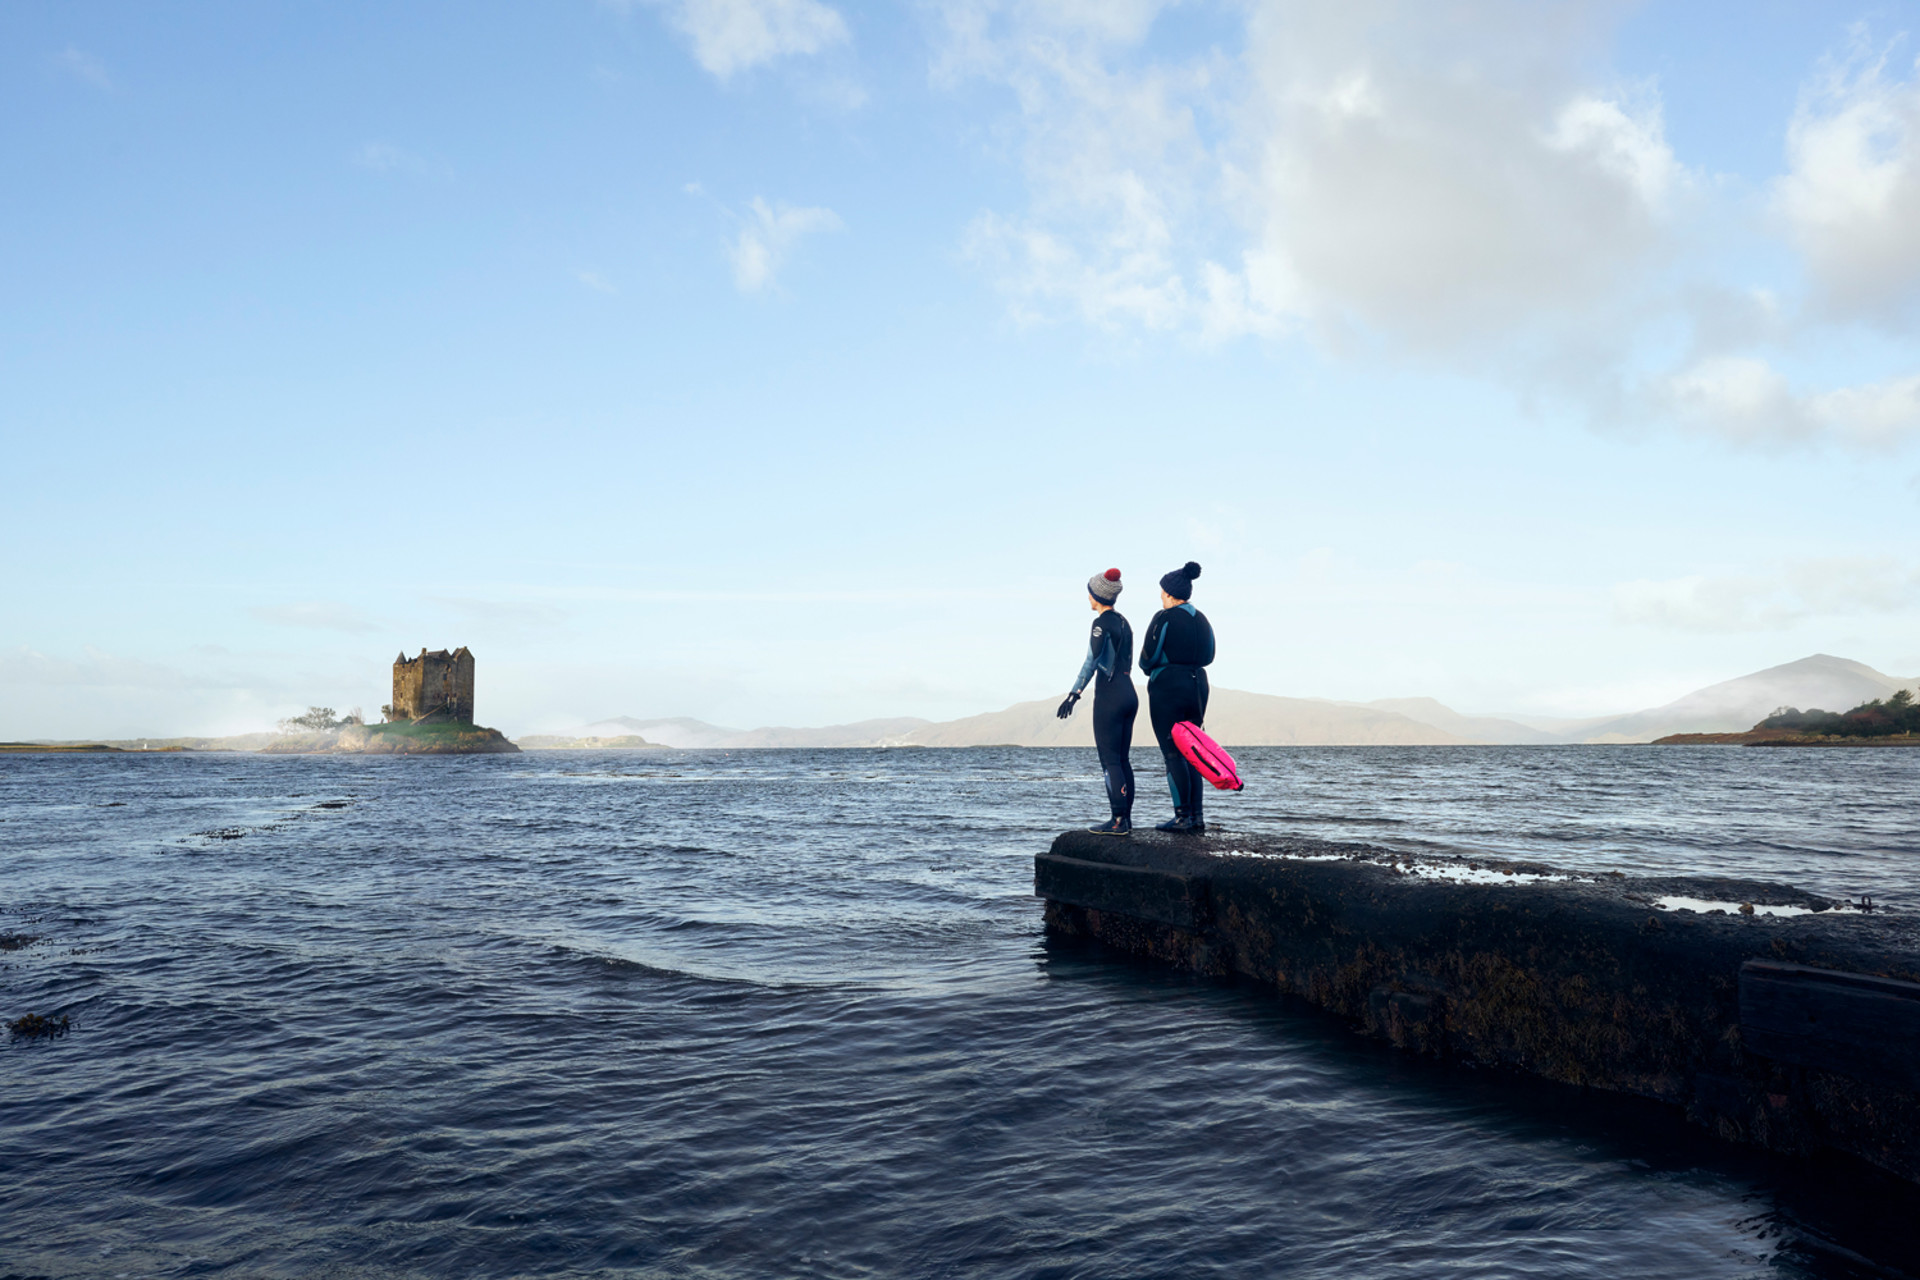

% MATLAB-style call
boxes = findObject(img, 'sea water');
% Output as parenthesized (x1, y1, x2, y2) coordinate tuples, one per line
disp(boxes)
(4, 746, 1919, 1278)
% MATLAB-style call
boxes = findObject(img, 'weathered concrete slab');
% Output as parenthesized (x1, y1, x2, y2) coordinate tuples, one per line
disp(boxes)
(1036, 828, 1920, 1184)
(1740, 960, 1920, 1091)
(1035, 853, 1213, 930)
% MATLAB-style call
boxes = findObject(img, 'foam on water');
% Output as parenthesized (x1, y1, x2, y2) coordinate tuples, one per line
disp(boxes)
(1649, 897, 1865, 918)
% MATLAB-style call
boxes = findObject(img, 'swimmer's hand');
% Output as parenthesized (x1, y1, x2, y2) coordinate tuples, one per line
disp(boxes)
(1056, 692, 1080, 719)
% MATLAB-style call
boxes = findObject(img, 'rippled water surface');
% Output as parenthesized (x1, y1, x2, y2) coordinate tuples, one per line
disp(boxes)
(5, 746, 1919, 1278)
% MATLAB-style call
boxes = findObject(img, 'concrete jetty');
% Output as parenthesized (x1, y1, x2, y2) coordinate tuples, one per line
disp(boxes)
(1036, 829, 1920, 1185)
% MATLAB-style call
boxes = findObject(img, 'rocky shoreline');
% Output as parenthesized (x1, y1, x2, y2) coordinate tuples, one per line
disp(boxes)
(262, 721, 519, 755)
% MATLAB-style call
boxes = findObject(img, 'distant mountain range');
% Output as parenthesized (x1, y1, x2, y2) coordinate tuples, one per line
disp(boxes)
(566, 654, 1918, 748)
(1540, 654, 1912, 744)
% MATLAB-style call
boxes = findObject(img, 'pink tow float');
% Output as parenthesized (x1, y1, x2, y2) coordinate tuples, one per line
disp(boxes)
(1171, 721, 1243, 792)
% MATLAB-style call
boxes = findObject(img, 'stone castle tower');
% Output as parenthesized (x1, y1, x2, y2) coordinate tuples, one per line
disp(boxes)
(391, 647, 475, 722)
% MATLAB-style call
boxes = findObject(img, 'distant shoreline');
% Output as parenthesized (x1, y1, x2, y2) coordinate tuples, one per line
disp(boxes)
(0, 742, 133, 753)
(1654, 730, 1920, 747)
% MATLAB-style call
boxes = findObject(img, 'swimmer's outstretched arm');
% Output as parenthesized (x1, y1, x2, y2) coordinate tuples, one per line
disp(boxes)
(1059, 624, 1114, 717)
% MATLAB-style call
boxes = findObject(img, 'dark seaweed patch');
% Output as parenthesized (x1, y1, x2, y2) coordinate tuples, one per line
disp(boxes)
(8, 1013, 70, 1040)
(0, 933, 39, 952)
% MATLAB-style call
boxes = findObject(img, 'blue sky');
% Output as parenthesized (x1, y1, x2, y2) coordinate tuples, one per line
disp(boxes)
(6, 0, 1920, 738)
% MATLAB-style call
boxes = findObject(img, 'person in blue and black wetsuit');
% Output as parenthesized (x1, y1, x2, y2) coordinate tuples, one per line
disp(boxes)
(1139, 561, 1214, 833)
(1057, 568, 1137, 835)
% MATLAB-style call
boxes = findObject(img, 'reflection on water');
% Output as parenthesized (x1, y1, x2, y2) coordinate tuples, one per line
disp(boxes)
(2, 745, 1917, 1277)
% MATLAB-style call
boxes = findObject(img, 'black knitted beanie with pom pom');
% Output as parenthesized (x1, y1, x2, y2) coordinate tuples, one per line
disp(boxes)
(1159, 561, 1201, 600)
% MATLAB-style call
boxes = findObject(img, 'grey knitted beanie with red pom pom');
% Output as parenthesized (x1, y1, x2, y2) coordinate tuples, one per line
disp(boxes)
(1087, 568, 1123, 604)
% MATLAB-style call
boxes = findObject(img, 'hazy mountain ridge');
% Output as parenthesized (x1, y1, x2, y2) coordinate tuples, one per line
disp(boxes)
(577, 715, 935, 750)
(574, 688, 1466, 748)
(892, 688, 1466, 748)
(563, 654, 1918, 748)
(1354, 698, 1562, 745)
(1562, 655, 1916, 744)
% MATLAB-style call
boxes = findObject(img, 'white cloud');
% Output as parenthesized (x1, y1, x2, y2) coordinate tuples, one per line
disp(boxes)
(1548, 93, 1684, 211)
(728, 197, 843, 292)
(1654, 356, 1805, 441)
(1233, 8, 1681, 353)
(1614, 559, 1920, 632)
(1652, 357, 1920, 447)
(52, 47, 111, 91)
(963, 212, 1192, 331)
(943, 0, 1683, 356)
(575, 269, 618, 294)
(939, 2, 1920, 455)
(1776, 35, 1920, 325)
(615, 0, 850, 80)
(1809, 373, 1920, 445)
(942, 0, 1220, 333)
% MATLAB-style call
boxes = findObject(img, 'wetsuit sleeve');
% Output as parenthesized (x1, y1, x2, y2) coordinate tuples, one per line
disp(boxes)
(1071, 623, 1109, 692)
(1140, 614, 1168, 677)
(1198, 612, 1216, 666)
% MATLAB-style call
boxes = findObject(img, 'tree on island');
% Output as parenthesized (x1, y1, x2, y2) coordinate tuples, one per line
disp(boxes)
(278, 706, 365, 733)
(1756, 688, 1920, 738)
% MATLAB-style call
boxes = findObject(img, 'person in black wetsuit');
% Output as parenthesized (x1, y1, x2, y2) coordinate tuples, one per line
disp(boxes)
(1056, 568, 1137, 835)
(1139, 560, 1214, 833)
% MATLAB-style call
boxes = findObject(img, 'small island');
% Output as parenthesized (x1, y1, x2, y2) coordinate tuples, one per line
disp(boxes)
(1657, 688, 1920, 746)
(265, 647, 518, 755)
(516, 734, 665, 750)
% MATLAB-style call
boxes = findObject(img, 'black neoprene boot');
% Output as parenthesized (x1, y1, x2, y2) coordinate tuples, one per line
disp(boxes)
(1087, 816, 1132, 836)
(1155, 809, 1193, 833)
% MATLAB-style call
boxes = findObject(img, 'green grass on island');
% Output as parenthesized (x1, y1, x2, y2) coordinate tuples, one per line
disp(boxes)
(264, 718, 519, 755)
(360, 721, 487, 741)
(344, 720, 519, 754)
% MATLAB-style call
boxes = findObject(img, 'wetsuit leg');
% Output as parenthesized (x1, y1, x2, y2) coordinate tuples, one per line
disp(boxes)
(1148, 667, 1205, 813)
(1092, 679, 1137, 820)
(1189, 671, 1210, 824)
